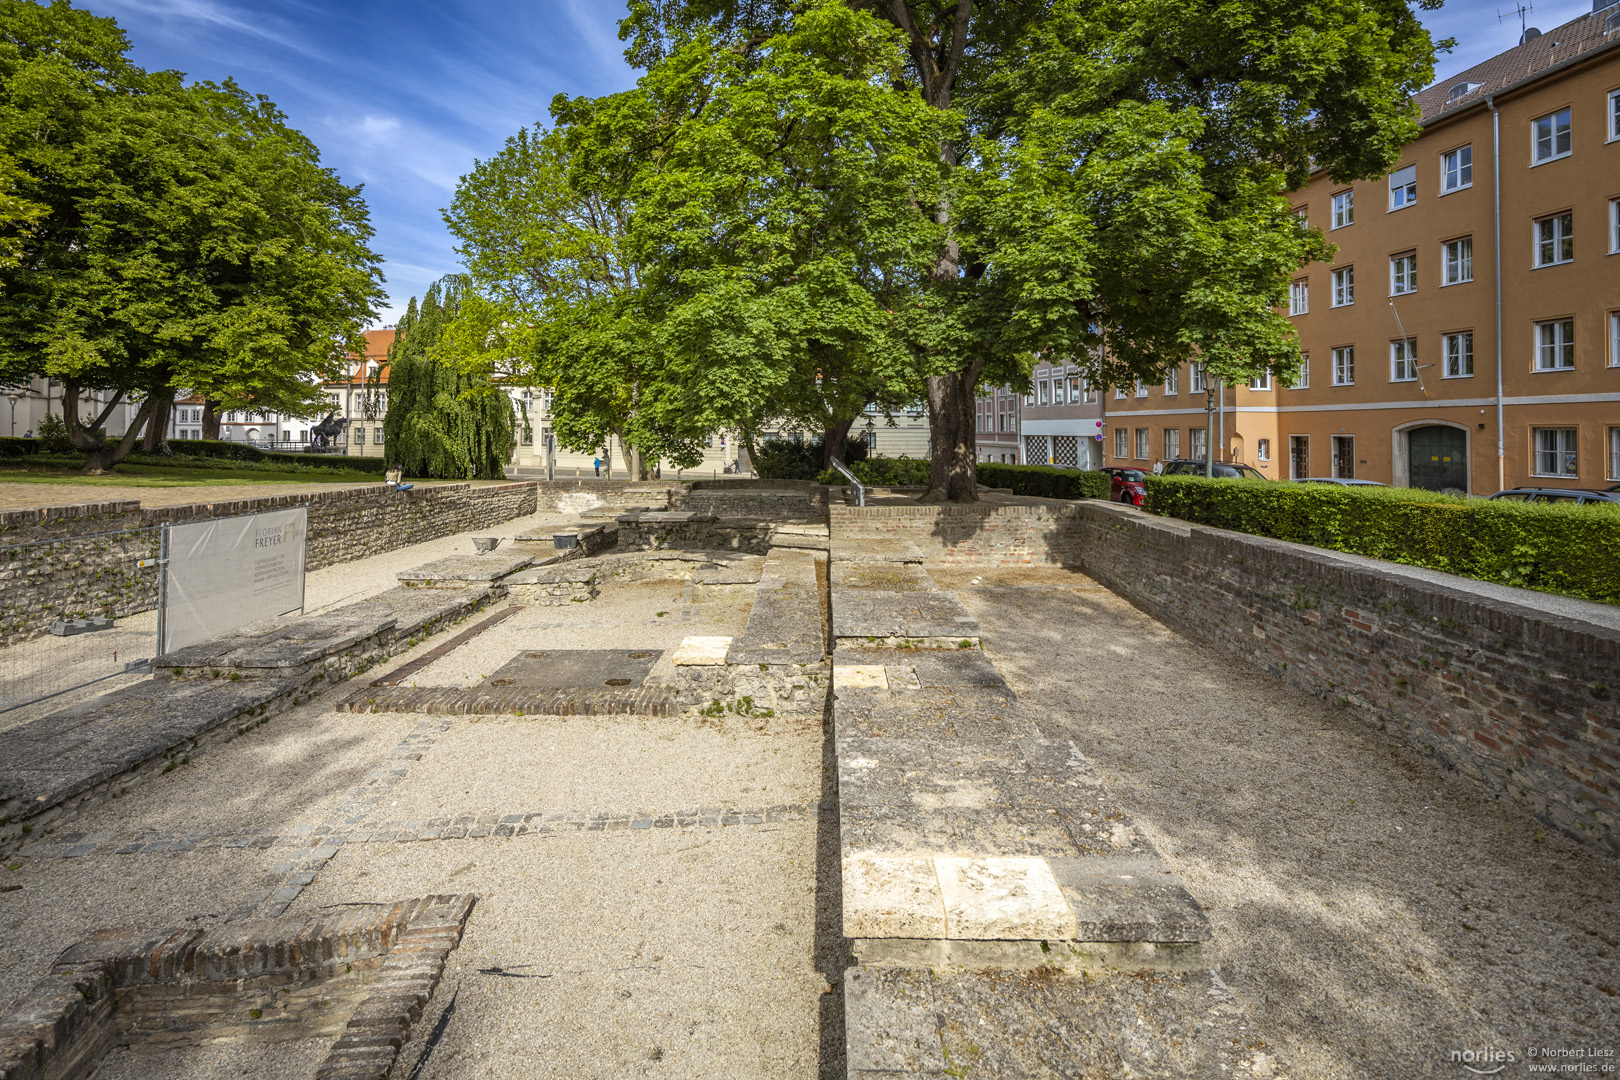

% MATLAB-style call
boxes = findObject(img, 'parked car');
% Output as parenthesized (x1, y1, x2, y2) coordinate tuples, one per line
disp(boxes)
(1489, 487, 1620, 506)
(1109, 468, 1147, 506)
(1297, 477, 1386, 487)
(1159, 459, 1269, 480)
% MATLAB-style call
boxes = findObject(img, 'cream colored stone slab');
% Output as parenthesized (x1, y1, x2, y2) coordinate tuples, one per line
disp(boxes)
(935, 856, 1079, 941)
(884, 665, 922, 691)
(842, 853, 946, 939)
(671, 636, 733, 666)
(835, 665, 889, 690)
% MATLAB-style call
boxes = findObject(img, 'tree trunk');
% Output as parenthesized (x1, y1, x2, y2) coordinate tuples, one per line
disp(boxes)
(83, 396, 159, 474)
(201, 400, 220, 441)
(922, 362, 983, 503)
(823, 414, 858, 472)
(141, 391, 174, 452)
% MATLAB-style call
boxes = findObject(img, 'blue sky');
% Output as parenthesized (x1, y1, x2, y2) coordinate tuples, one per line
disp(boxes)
(86, 0, 1600, 326)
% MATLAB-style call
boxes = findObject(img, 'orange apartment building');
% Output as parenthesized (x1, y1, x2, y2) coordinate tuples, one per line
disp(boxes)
(1106, 5, 1620, 494)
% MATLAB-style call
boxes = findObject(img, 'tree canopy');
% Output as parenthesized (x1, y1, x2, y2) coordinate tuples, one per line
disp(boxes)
(0, 0, 385, 471)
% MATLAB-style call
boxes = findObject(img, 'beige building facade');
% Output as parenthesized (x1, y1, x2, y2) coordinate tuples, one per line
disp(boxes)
(1106, 7, 1620, 494)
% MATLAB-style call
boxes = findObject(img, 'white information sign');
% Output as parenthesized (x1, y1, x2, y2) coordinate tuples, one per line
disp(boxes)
(162, 508, 308, 653)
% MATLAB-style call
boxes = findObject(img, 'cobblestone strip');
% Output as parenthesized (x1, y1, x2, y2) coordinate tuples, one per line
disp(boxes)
(17, 802, 830, 861)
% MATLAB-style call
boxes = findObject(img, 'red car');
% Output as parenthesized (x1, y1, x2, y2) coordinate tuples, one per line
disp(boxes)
(1106, 467, 1147, 506)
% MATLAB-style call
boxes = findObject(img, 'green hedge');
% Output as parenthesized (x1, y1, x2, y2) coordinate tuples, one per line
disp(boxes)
(162, 439, 389, 473)
(1144, 475, 1620, 604)
(0, 436, 43, 458)
(816, 455, 932, 486)
(977, 462, 1109, 500)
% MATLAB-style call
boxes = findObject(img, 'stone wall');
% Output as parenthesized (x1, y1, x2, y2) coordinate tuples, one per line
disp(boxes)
(672, 480, 829, 522)
(527, 481, 676, 515)
(829, 502, 1085, 566)
(0, 483, 536, 645)
(1070, 501, 1620, 857)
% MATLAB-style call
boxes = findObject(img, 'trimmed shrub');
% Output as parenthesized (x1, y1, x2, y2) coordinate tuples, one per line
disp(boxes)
(978, 462, 1109, 501)
(0, 436, 44, 458)
(1144, 474, 1620, 604)
(160, 439, 389, 473)
(842, 456, 932, 486)
(755, 436, 867, 482)
(165, 438, 268, 461)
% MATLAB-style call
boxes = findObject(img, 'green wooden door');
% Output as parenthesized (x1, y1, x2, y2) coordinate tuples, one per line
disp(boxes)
(1408, 426, 1468, 493)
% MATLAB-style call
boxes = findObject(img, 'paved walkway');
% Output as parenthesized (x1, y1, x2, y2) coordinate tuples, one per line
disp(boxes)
(934, 565, 1620, 1080)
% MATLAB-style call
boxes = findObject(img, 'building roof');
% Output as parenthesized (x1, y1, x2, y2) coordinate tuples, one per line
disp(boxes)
(327, 327, 396, 386)
(1415, 6, 1620, 122)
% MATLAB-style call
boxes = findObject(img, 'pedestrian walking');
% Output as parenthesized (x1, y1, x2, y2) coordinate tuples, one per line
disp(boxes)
(593, 456, 601, 477)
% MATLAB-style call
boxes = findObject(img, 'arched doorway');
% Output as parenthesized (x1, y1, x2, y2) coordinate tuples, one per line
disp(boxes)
(1407, 425, 1468, 493)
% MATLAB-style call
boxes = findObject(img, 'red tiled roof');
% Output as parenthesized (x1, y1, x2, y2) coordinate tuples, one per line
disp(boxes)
(1415, 8, 1620, 122)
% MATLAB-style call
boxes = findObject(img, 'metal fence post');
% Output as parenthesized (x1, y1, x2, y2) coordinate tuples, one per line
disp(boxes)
(155, 522, 170, 656)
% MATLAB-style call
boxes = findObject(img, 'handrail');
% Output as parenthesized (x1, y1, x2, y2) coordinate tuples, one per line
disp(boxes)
(827, 456, 866, 507)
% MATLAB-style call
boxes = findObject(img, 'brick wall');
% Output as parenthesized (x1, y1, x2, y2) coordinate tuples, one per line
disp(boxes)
(528, 481, 675, 514)
(1070, 502, 1620, 857)
(0, 483, 537, 645)
(829, 502, 1085, 566)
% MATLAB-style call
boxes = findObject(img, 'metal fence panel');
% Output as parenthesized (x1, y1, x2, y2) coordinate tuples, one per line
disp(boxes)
(162, 507, 308, 654)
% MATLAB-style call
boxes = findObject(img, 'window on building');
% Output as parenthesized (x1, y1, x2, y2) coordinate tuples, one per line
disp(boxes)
(1038, 380, 1050, 406)
(1257, 438, 1271, 463)
(1135, 382, 1148, 398)
(1164, 428, 1181, 460)
(1114, 428, 1129, 458)
(1532, 108, 1572, 164)
(1190, 364, 1207, 393)
(1388, 164, 1417, 210)
(1534, 213, 1573, 267)
(1189, 428, 1208, 460)
(1293, 204, 1308, 224)
(1443, 331, 1474, 378)
(1024, 391, 1035, 406)
(1332, 266, 1354, 307)
(1134, 428, 1150, 459)
(1612, 311, 1620, 367)
(1331, 190, 1354, 229)
(1536, 319, 1575, 370)
(1289, 279, 1309, 316)
(1292, 353, 1310, 389)
(1610, 89, 1620, 142)
(1332, 346, 1355, 385)
(1289, 435, 1309, 479)
(863, 429, 877, 450)
(1534, 427, 1578, 476)
(1441, 145, 1473, 192)
(1390, 338, 1418, 382)
(1083, 382, 1098, 404)
(1249, 372, 1272, 391)
(1610, 426, 1620, 481)
(374, 426, 384, 445)
(1115, 386, 1127, 400)
(1390, 252, 1417, 295)
(1443, 237, 1474, 284)
(1331, 435, 1356, 479)
(1164, 368, 1179, 395)
(1068, 376, 1083, 403)
(354, 426, 365, 445)
(1610, 198, 1619, 254)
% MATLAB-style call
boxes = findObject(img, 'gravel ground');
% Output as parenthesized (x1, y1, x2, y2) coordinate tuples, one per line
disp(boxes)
(935, 566, 1620, 1080)
(93, 1039, 334, 1078)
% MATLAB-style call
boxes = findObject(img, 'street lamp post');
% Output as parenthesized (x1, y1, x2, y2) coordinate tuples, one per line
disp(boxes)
(5, 391, 22, 437)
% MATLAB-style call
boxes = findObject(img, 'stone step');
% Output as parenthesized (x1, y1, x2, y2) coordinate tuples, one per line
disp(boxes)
(396, 552, 533, 586)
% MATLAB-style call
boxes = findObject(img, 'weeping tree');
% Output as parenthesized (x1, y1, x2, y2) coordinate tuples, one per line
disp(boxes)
(382, 277, 515, 479)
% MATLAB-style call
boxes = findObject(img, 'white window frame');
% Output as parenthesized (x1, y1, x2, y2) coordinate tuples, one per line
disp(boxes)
(1610, 89, 1620, 143)
(1609, 426, 1620, 481)
(1443, 331, 1474, 378)
(1292, 353, 1310, 390)
(1610, 197, 1619, 255)
(1533, 427, 1578, 478)
(1440, 145, 1472, 193)
(1331, 190, 1354, 229)
(1534, 212, 1573, 267)
(1532, 108, 1572, 165)
(1389, 338, 1418, 382)
(1257, 438, 1271, 463)
(1289, 279, 1309, 316)
(1388, 164, 1417, 211)
(1332, 346, 1355, 386)
(1332, 266, 1355, 307)
(1115, 386, 1127, 400)
(1038, 379, 1050, 406)
(1134, 427, 1150, 460)
(1609, 310, 1620, 368)
(1389, 252, 1417, 296)
(1443, 237, 1474, 285)
(1135, 381, 1148, 398)
(1114, 428, 1128, 458)
(1164, 428, 1181, 460)
(1189, 427, 1208, 460)
(1248, 372, 1272, 391)
(1535, 319, 1575, 371)
(1164, 368, 1178, 395)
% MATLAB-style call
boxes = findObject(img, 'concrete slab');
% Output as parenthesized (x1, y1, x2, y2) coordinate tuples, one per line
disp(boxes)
(935, 856, 1078, 941)
(834, 666, 889, 691)
(833, 688, 1039, 742)
(396, 551, 533, 585)
(832, 590, 980, 643)
(671, 636, 732, 666)
(831, 562, 935, 592)
(830, 539, 924, 565)
(482, 648, 661, 689)
(842, 854, 946, 939)
(726, 550, 825, 666)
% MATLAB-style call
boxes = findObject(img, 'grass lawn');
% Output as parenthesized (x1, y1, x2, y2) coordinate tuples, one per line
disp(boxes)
(0, 462, 384, 487)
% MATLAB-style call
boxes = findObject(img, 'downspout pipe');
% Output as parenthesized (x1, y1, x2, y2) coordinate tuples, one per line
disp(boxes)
(1487, 96, 1505, 494)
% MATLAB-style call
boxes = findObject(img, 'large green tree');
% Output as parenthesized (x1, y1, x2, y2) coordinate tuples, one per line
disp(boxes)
(383, 277, 515, 479)
(0, 1, 384, 471)
(623, 0, 1444, 500)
